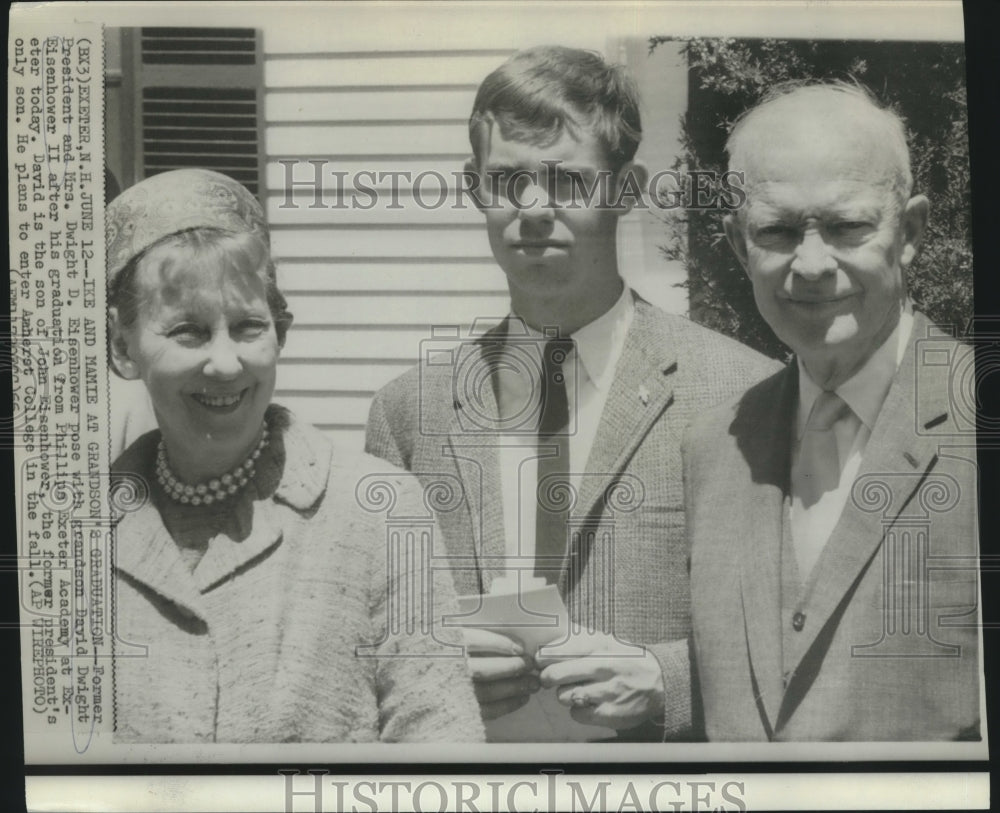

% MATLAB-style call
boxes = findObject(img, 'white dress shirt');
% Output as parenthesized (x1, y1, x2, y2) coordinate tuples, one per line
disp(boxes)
(494, 285, 635, 567)
(791, 306, 913, 580)
(487, 285, 632, 742)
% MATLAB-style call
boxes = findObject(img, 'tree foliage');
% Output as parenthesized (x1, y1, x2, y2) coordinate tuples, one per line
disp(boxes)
(648, 37, 972, 359)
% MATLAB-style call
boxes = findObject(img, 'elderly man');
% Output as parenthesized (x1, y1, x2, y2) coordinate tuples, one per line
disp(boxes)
(683, 83, 981, 741)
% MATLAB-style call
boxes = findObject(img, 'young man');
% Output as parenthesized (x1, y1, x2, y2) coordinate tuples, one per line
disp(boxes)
(366, 46, 777, 741)
(684, 83, 981, 740)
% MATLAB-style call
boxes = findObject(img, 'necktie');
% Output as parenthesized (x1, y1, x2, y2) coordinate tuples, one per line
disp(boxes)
(791, 390, 853, 578)
(535, 339, 572, 584)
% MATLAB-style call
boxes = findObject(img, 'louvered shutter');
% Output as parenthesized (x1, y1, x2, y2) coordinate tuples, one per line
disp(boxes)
(119, 27, 264, 195)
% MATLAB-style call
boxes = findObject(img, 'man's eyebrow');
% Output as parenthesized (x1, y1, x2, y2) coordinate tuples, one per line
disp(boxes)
(826, 202, 881, 218)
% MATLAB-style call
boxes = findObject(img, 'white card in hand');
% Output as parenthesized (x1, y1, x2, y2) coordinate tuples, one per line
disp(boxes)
(452, 573, 566, 657)
(453, 574, 616, 741)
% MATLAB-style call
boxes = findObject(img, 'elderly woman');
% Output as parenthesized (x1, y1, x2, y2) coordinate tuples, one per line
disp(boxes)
(106, 169, 484, 743)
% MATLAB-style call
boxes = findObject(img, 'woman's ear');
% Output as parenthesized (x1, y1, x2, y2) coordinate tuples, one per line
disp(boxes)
(108, 307, 140, 380)
(276, 312, 293, 350)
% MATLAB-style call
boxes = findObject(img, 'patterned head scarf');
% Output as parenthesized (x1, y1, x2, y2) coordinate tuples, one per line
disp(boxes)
(105, 169, 269, 282)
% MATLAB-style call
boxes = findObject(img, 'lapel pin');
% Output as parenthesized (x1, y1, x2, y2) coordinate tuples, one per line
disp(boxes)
(638, 386, 649, 406)
(923, 413, 948, 431)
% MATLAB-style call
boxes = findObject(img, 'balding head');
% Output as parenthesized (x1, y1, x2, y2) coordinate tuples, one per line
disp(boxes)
(721, 81, 929, 390)
(727, 83, 912, 209)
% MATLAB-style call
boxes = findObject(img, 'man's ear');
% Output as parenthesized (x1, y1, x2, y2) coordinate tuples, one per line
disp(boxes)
(463, 158, 485, 212)
(612, 161, 648, 216)
(723, 213, 750, 275)
(108, 307, 140, 381)
(900, 194, 930, 267)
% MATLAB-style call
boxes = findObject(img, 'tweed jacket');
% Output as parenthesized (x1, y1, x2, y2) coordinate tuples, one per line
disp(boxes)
(112, 406, 485, 743)
(366, 295, 780, 738)
(684, 313, 981, 741)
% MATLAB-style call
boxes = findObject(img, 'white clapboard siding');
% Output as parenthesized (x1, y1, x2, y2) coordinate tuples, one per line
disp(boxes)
(275, 260, 505, 292)
(263, 21, 521, 53)
(277, 361, 414, 393)
(285, 394, 373, 428)
(266, 88, 476, 122)
(267, 195, 482, 225)
(276, 359, 411, 442)
(269, 227, 491, 260)
(280, 322, 504, 363)
(265, 160, 471, 192)
(261, 50, 499, 450)
(265, 54, 507, 88)
(283, 293, 511, 327)
(268, 123, 469, 156)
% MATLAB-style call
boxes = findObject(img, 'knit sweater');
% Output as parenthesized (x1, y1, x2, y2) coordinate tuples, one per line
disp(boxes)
(111, 405, 485, 743)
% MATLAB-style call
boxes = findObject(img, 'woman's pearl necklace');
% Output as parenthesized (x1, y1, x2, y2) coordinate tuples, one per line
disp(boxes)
(155, 427, 270, 506)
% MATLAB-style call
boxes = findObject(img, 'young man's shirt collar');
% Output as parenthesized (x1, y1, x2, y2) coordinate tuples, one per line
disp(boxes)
(509, 282, 634, 392)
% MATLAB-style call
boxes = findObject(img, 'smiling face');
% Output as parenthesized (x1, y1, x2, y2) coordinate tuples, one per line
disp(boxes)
(469, 122, 633, 330)
(112, 236, 280, 482)
(725, 94, 927, 387)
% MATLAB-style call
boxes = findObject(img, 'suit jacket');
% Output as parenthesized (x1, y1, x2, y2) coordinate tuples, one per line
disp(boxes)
(684, 313, 981, 741)
(366, 294, 780, 738)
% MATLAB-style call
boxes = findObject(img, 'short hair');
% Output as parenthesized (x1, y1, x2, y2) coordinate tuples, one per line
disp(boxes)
(726, 79, 913, 201)
(109, 229, 292, 377)
(469, 45, 642, 172)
